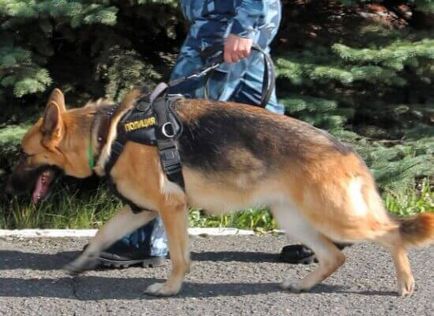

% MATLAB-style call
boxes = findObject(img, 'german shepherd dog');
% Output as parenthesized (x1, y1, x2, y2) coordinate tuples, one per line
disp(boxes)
(7, 88, 434, 297)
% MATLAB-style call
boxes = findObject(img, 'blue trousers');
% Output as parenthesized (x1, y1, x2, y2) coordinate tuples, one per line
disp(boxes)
(169, 0, 283, 113)
(122, 0, 283, 255)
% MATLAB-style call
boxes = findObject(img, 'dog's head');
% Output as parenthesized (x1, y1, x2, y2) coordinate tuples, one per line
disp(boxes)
(6, 89, 94, 203)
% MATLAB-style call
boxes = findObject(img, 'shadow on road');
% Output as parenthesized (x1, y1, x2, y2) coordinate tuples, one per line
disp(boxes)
(0, 250, 400, 299)
(0, 276, 284, 300)
(0, 250, 79, 270)
(0, 275, 397, 300)
(0, 250, 280, 270)
(191, 251, 279, 263)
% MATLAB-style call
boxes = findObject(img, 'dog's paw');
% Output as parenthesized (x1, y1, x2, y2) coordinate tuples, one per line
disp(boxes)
(280, 279, 308, 293)
(63, 258, 98, 275)
(398, 276, 415, 297)
(144, 282, 180, 297)
(63, 262, 83, 276)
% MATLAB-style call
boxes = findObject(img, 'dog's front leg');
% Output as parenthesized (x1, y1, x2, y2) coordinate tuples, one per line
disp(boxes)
(145, 201, 190, 296)
(64, 205, 157, 274)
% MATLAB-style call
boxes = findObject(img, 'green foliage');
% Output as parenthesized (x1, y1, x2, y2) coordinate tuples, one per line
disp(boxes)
(276, 1, 434, 193)
(131, 0, 177, 5)
(1, 181, 432, 229)
(0, 1, 118, 27)
(0, 184, 120, 229)
(277, 39, 434, 88)
(332, 125, 434, 192)
(0, 124, 27, 144)
(95, 47, 162, 101)
(385, 179, 434, 216)
(413, 0, 434, 12)
(0, 125, 28, 175)
(0, 1, 433, 229)
(0, 46, 52, 97)
(0, 0, 120, 98)
(363, 142, 433, 192)
(281, 95, 350, 130)
(189, 208, 276, 232)
(338, 0, 434, 13)
(0, 0, 182, 102)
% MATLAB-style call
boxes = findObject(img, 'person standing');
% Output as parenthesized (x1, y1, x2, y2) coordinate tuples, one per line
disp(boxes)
(97, 0, 317, 268)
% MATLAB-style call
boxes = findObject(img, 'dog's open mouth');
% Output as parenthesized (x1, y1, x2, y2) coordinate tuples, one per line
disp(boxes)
(32, 167, 58, 203)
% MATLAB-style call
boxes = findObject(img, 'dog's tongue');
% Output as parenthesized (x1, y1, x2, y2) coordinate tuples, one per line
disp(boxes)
(32, 170, 54, 203)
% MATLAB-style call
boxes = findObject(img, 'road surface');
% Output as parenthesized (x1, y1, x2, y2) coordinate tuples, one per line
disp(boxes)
(0, 234, 433, 315)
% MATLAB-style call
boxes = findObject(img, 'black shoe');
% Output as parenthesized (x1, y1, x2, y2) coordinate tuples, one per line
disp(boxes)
(84, 241, 166, 269)
(279, 244, 317, 264)
(279, 243, 352, 264)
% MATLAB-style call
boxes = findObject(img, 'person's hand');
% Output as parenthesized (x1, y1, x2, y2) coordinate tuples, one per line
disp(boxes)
(224, 34, 253, 63)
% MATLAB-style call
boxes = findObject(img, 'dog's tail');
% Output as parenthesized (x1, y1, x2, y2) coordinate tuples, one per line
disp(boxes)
(397, 212, 434, 247)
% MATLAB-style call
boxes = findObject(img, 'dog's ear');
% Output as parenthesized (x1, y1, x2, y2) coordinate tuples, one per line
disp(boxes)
(48, 88, 66, 112)
(41, 101, 64, 145)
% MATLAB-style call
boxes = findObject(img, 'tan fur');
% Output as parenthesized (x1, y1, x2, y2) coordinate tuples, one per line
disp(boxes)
(16, 89, 434, 297)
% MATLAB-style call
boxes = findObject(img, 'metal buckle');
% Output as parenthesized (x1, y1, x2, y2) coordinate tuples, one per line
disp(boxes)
(161, 122, 176, 138)
(160, 146, 180, 168)
(135, 99, 151, 112)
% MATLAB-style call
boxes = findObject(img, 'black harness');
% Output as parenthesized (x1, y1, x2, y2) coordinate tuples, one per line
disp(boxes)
(105, 84, 184, 183)
(98, 85, 183, 213)
(96, 45, 276, 213)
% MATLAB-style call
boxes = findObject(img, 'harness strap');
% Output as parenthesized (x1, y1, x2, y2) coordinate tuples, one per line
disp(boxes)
(158, 140, 185, 188)
(102, 88, 185, 192)
(104, 137, 127, 176)
(91, 105, 146, 213)
(152, 94, 185, 190)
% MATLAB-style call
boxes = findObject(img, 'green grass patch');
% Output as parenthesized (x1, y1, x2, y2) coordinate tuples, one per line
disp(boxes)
(189, 208, 276, 232)
(385, 179, 433, 217)
(0, 185, 120, 229)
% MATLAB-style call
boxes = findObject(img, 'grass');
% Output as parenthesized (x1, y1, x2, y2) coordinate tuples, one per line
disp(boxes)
(1, 179, 432, 230)
(0, 184, 120, 229)
(1, 114, 432, 230)
(384, 179, 433, 217)
(188, 207, 276, 232)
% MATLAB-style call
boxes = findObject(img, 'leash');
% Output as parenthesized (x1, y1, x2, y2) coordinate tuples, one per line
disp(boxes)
(168, 43, 276, 108)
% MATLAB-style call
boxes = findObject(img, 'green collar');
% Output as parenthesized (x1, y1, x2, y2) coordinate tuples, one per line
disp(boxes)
(87, 142, 94, 170)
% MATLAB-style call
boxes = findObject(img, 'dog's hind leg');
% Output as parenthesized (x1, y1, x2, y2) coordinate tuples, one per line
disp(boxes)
(145, 200, 190, 296)
(374, 229, 415, 296)
(272, 204, 346, 292)
(64, 205, 157, 274)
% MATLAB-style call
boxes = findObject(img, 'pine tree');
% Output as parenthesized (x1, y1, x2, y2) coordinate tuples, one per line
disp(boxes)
(0, 0, 180, 104)
(0, 0, 432, 195)
(274, 0, 434, 192)
(0, 0, 119, 98)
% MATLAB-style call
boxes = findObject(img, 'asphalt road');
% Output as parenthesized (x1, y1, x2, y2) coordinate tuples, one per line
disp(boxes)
(0, 234, 433, 316)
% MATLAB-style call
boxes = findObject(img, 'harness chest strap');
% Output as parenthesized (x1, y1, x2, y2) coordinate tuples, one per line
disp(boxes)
(92, 92, 185, 213)
(91, 104, 148, 213)
(152, 96, 185, 189)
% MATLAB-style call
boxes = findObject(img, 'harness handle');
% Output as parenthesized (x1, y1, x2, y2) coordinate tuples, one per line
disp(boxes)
(199, 43, 275, 108)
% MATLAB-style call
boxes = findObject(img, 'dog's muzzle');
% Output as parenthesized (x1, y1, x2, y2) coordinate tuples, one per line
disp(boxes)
(7, 156, 61, 203)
